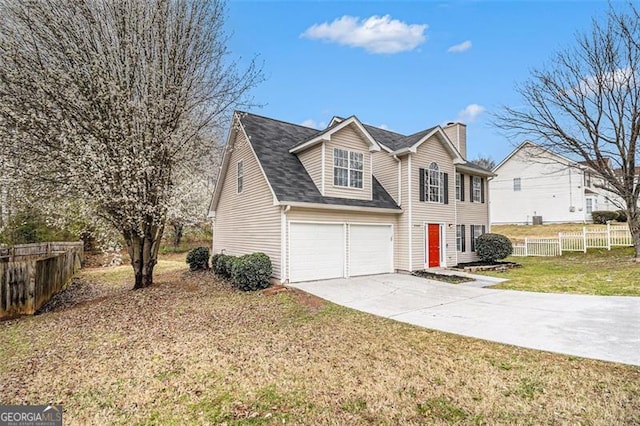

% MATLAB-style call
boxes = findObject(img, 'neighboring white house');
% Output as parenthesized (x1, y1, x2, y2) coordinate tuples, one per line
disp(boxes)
(490, 141, 619, 225)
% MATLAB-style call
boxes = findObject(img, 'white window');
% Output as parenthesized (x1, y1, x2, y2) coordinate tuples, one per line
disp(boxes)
(472, 225, 484, 252)
(333, 148, 363, 188)
(513, 177, 521, 191)
(427, 162, 443, 203)
(455, 173, 461, 200)
(237, 160, 243, 193)
(584, 172, 592, 187)
(472, 176, 481, 202)
(456, 225, 463, 251)
(586, 198, 593, 214)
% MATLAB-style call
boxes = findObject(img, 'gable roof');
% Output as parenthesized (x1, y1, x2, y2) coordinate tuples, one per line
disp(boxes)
(289, 116, 382, 154)
(493, 140, 585, 172)
(236, 112, 401, 210)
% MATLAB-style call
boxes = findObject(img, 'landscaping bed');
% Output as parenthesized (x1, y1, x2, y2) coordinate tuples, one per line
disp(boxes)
(412, 270, 474, 284)
(454, 260, 522, 273)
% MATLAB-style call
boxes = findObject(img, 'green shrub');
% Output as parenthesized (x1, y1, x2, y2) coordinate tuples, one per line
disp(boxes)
(212, 254, 237, 278)
(616, 210, 628, 223)
(231, 252, 272, 291)
(186, 246, 210, 271)
(211, 253, 224, 275)
(475, 233, 513, 262)
(591, 210, 618, 224)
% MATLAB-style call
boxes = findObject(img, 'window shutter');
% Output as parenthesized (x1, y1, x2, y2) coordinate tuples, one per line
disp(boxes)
(443, 173, 449, 204)
(482, 225, 486, 235)
(481, 178, 485, 203)
(461, 225, 466, 252)
(460, 174, 465, 201)
(469, 175, 474, 202)
(470, 225, 475, 252)
(419, 168, 425, 202)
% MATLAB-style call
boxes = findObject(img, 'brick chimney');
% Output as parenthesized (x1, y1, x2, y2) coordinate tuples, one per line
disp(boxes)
(443, 122, 467, 159)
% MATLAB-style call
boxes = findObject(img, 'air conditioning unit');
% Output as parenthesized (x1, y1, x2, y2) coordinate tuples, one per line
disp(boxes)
(532, 216, 543, 225)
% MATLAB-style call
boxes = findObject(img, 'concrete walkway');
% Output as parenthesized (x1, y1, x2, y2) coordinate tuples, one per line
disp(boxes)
(289, 274, 640, 366)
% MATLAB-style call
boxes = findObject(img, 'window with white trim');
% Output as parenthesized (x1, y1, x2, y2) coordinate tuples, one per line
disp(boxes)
(586, 198, 593, 214)
(513, 177, 521, 191)
(472, 176, 481, 202)
(472, 224, 484, 252)
(428, 162, 443, 203)
(237, 160, 243, 193)
(456, 225, 463, 251)
(333, 148, 363, 188)
(455, 173, 461, 200)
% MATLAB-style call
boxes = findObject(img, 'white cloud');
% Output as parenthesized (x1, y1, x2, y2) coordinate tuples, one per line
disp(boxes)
(456, 104, 485, 123)
(576, 67, 634, 95)
(300, 119, 326, 129)
(301, 15, 427, 54)
(447, 40, 472, 53)
(378, 124, 390, 130)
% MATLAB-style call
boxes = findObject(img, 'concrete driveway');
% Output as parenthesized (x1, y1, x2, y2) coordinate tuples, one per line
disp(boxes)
(289, 274, 640, 366)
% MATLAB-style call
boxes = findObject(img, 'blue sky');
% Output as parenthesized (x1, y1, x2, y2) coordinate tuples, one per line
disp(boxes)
(225, 1, 612, 163)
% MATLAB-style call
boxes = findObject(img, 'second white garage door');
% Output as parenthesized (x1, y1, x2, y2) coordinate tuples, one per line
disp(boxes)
(289, 223, 345, 282)
(349, 224, 393, 276)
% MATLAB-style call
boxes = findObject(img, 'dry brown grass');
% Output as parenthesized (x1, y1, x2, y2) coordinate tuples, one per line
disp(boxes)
(492, 223, 610, 241)
(1, 258, 639, 425)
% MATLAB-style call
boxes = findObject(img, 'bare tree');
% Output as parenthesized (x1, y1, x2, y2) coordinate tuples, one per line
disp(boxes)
(470, 156, 496, 171)
(495, 4, 640, 259)
(0, 0, 262, 287)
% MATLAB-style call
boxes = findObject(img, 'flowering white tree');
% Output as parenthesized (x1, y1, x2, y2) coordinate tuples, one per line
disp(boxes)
(0, 0, 261, 287)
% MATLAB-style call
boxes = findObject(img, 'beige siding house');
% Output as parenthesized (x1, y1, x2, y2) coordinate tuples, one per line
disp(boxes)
(209, 112, 493, 283)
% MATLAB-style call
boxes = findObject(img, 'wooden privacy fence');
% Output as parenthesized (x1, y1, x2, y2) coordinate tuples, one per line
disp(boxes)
(0, 242, 83, 319)
(511, 225, 633, 257)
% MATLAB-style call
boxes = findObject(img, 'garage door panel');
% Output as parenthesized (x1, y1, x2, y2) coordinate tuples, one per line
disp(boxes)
(349, 225, 393, 277)
(289, 223, 344, 282)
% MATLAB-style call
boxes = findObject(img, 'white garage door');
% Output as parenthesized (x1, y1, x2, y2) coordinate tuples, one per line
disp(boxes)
(289, 223, 344, 282)
(349, 224, 393, 277)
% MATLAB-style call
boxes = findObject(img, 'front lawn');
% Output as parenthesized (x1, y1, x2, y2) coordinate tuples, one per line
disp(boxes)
(484, 247, 639, 296)
(1, 256, 638, 424)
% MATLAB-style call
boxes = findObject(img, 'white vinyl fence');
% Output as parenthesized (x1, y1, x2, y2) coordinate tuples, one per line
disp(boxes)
(511, 225, 633, 257)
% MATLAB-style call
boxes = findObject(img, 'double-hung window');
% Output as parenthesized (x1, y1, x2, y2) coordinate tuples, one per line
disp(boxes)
(513, 177, 521, 192)
(428, 162, 443, 203)
(456, 224, 466, 252)
(472, 176, 481, 202)
(237, 160, 244, 193)
(455, 173, 461, 200)
(333, 148, 363, 188)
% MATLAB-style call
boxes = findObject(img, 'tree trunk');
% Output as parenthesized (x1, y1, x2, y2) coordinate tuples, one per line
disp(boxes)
(627, 205, 640, 261)
(124, 222, 164, 289)
(172, 222, 183, 248)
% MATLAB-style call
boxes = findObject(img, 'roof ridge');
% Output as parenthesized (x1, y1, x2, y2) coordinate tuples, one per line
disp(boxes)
(235, 110, 323, 131)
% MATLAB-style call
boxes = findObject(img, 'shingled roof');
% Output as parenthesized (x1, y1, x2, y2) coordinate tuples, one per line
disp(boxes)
(239, 112, 401, 210)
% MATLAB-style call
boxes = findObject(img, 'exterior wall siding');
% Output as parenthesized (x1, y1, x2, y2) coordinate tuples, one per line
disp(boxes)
(455, 173, 489, 263)
(372, 151, 399, 203)
(323, 126, 373, 201)
(491, 148, 587, 224)
(410, 135, 457, 268)
(395, 156, 411, 271)
(285, 208, 400, 279)
(212, 130, 282, 278)
(297, 143, 323, 192)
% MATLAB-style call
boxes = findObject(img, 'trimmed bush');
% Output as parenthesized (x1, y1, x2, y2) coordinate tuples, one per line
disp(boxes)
(616, 210, 628, 223)
(211, 253, 224, 275)
(475, 233, 513, 262)
(231, 252, 272, 291)
(186, 246, 210, 271)
(592, 210, 618, 224)
(212, 254, 237, 278)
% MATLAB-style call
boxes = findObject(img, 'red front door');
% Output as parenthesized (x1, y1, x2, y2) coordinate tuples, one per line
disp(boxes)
(427, 224, 441, 268)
